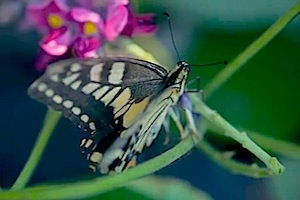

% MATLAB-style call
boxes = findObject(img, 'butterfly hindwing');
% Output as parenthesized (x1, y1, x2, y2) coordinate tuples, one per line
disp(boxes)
(94, 87, 175, 173)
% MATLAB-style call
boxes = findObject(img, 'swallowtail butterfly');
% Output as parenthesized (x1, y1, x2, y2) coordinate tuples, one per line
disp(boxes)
(28, 57, 190, 174)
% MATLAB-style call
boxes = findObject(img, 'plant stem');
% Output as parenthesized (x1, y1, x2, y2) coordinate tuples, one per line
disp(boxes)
(118, 37, 159, 64)
(189, 94, 284, 175)
(197, 138, 274, 177)
(0, 135, 194, 199)
(204, 1, 300, 99)
(247, 131, 300, 159)
(11, 109, 60, 190)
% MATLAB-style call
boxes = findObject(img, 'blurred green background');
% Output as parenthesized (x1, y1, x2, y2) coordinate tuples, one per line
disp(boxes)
(0, 0, 300, 199)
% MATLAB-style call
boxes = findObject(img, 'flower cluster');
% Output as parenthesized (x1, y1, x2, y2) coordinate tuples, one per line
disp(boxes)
(26, 0, 156, 71)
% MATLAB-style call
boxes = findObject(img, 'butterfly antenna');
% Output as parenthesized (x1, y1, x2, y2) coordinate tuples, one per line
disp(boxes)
(163, 12, 181, 61)
(190, 60, 228, 67)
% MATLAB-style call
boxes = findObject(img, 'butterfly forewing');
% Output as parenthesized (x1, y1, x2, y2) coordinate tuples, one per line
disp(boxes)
(29, 58, 167, 129)
(28, 57, 189, 173)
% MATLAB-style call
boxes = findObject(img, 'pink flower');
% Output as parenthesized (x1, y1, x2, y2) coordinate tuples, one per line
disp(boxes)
(26, 0, 156, 71)
(73, 36, 100, 57)
(69, 8, 103, 57)
(27, 0, 69, 31)
(122, 11, 157, 36)
(104, 4, 128, 41)
(40, 26, 72, 56)
(74, 0, 130, 41)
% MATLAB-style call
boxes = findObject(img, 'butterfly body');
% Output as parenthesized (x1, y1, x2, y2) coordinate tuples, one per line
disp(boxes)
(28, 57, 189, 173)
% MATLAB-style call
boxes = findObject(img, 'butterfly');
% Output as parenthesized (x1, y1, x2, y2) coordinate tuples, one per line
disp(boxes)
(28, 57, 190, 174)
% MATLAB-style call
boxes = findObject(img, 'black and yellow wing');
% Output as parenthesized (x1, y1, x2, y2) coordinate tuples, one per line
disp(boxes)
(28, 57, 189, 173)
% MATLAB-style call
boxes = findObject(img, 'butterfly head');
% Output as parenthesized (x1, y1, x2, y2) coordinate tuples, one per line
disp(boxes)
(176, 61, 190, 74)
(164, 61, 190, 98)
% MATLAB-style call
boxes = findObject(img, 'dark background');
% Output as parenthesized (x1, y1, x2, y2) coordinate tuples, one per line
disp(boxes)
(1, 0, 300, 199)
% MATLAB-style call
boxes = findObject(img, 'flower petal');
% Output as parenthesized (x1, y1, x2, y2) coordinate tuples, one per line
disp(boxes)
(122, 12, 156, 36)
(179, 93, 193, 111)
(70, 7, 102, 23)
(40, 26, 72, 56)
(73, 36, 100, 57)
(105, 5, 128, 41)
(73, 0, 94, 8)
(134, 14, 157, 34)
(26, 0, 69, 28)
(109, 0, 129, 6)
(70, 7, 104, 36)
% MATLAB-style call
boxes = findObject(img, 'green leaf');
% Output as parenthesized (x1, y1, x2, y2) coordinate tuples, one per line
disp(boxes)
(85, 187, 152, 200)
(126, 176, 212, 200)
(86, 176, 211, 200)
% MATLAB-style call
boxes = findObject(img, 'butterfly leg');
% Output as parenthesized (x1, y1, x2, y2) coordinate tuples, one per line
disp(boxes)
(162, 113, 171, 145)
(168, 107, 186, 139)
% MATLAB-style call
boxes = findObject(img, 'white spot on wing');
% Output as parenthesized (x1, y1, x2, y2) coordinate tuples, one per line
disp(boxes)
(100, 165, 109, 174)
(70, 80, 82, 90)
(50, 74, 59, 82)
(63, 100, 73, 108)
(92, 86, 110, 100)
(53, 95, 63, 104)
(90, 152, 103, 163)
(37, 83, 47, 92)
(62, 73, 80, 86)
(90, 63, 104, 82)
(30, 81, 38, 88)
(80, 114, 89, 123)
(81, 83, 100, 94)
(85, 139, 93, 148)
(108, 62, 125, 84)
(70, 63, 82, 72)
(100, 87, 121, 106)
(71, 107, 81, 115)
(89, 122, 96, 130)
(45, 89, 54, 97)
(80, 138, 86, 147)
(89, 165, 96, 172)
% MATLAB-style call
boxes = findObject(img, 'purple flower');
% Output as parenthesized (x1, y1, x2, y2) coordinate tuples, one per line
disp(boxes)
(179, 93, 193, 111)
(26, 0, 156, 71)
(179, 93, 202, 124)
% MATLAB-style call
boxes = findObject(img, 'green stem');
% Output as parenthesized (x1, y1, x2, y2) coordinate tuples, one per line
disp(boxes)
(209, 124, 300, 160)
(197, 138, 274, 177)
(118, 37, 159, 64)
(189, 94, 284, 175)
(247, 131, 300, 159)
(0, 135, 194, 199)
(204, 1, 300, 99)
(11, 109, 61, 190)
